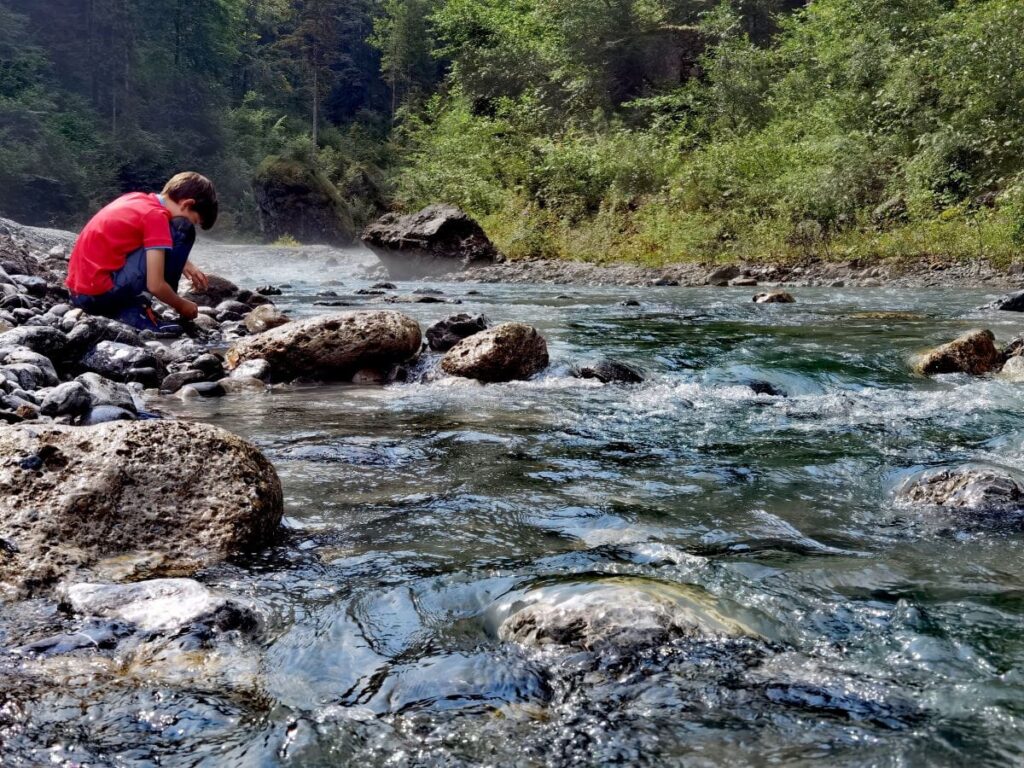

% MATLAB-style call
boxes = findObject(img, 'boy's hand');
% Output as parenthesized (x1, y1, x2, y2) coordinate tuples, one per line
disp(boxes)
(177, 299, 200, 320)
(183, 262, 209, 292)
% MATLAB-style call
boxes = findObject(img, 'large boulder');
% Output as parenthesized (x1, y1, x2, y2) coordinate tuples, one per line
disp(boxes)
(362, 204, 503, 279)
(491, 578, 756, 652)
(441, 322, 548, 383)
(0, 420, 283, 593)
(986, 289, 1024, 312)
(226, 311, 421, 383)
(913, 329, 1001, 376)
(895, 466, 1024, 514)
(252, 156, 356, 246)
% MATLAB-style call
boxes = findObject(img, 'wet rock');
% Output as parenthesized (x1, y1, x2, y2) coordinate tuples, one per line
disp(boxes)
(160, 370, 206, 394)
(39, 381, 91, 418)
(256, 285, 282, 296)
(650, 277, 679, 287)
(426, 313, 489, 352)
(747, 380, 786, 397)
(10, 274, 47, 296)
(576, 359, 645, 384)
(75, 373, 137, 413)
(493, 578, 755, 651)
(217, 376, 266, 394)
(729, 277, 759, 287)
(81, 405, 136, 425)
(620, 299, 641, 307)
(0, 325, 67, 360)
(230, 358, 271, 382)
(244, 304, 289, 334)
(226, 311, 422, 383)
(65, 315, 143, 355)
(80, 341, 161, 382)
(1, 361, 56, 391)
(1000, 355, 1024, 381)
(179, 382, 226, 399)
(125, 366, 161, 389)
(0, 420, 283, 593)
(986, 290, 1024, 312)
(913, 329, 1001, 376)
(412, 287, 443, 295)
(189, 353, 225, 380)
(753, 291, 796, 304)
(183, 274, 240, 308)
(372, 282, 396, 290)
(362, 204, 503, 280)
(441, 322, 548, 383)
(192, 313, 221, 334)
(895, 466, 1024, 514)
(706, 265, 740, 286)
(59, 578, 255, 634)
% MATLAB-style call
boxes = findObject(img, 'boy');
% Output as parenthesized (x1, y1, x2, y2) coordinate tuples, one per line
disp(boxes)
(66, 172, 218, 331)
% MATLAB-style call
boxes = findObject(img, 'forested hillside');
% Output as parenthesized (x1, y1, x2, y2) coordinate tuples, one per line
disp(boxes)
(1, 0, 1022, 265)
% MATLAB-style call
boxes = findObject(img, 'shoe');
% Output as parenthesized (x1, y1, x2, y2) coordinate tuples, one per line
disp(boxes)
(115, 304, 182, 335)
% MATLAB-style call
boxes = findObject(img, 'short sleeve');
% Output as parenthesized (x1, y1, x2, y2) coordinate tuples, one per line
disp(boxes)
(142, 208, 173, 250)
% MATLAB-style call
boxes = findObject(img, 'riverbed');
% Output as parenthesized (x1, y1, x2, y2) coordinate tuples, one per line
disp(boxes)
(3, 241, 1024, 766)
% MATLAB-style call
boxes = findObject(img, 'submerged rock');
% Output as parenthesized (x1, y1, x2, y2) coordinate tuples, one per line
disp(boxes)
(58, 578, 253, 633)
(0, 420, 283, 593)
(576, 358, 645, 384)
(913, 329, 1001, 376)
(753, 291, 796, 304)
(896, 466, 1024, 514)
(244, 304, 289, 334)
(426, 313, 488, 352)
(494, 578, 755, 651)
(362, 204, 503, 279)
(441, 322, 548, 383)
(226, 310, 422, 383)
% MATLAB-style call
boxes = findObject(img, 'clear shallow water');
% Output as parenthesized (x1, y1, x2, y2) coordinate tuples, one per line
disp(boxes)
(3, 244, 1024, 766)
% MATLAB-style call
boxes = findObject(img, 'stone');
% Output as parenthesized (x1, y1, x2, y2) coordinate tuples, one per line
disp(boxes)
(0, 420, 283, 593)
(10, 274, 48, 296)
(216, 299, 251, 316)
(75, 373, 137, 413)
(125, 367, 161, 389)
(226, 311, 422, 383)
(493, 578, 755, 652)
(576, 358, 645, 384)
(0, 325, 67, 360)
(244, 304, 289, 334)
(183, 274, 240, 308)
(706, 265, 740, 286)
(0, 364, 51, 392)
(441, 322, 549, 383)
(895, 466, 1024, 514)
(753, 291, 796, 304)
(729, 277, 759, 287)
(426, 313, 489, 352)
(253, 156, 356, 245)
(192, 313, 221, 334)
(362, 204, 503, 279)
(217, 377, 266, 394)
(987, 290, 1024, 312)
(81, 405, 136, 425)
(58, 578, 253, 633)
(256, 285, 282, 296)
(230, 358, 272, 382)
(913, 329, 1001, 376)
(179, 381, 226, 399)
(1000, 355, 1024, 381)
(189, 353, 225, 380)
(372, 282, 397, 290)
(160, 370, 206, 394)
(80, 341, 161, 382)
(65, 315, 143, 355)
(38, 382, 91, 418)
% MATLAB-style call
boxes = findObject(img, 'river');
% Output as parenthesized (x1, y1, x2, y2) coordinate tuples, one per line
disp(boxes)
(3, 241, 1024, 766)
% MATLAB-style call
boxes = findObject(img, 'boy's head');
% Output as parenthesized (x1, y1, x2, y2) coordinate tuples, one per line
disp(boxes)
(162, 172, 218, 230)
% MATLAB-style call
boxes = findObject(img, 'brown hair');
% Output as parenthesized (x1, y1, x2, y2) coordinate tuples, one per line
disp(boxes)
(162, 172, 218, 230)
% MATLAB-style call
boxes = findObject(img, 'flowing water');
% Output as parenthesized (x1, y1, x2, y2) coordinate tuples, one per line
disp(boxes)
(3, 243, 1024, 767)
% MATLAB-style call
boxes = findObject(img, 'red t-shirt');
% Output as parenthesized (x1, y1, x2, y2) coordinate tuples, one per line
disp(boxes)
(66, 192, 173, 295)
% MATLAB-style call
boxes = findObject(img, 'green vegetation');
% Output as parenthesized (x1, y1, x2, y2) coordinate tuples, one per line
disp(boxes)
(1, 0, 1022, 265)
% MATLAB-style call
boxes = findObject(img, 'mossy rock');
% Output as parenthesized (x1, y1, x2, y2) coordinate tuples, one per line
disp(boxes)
(252, 156, 356, 246)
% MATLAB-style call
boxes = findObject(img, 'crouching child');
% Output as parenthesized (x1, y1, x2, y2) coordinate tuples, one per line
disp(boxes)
(66, 172, 218, 332)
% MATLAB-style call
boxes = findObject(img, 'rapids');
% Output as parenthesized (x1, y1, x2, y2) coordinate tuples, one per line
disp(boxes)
(2, 240, 1024, 766)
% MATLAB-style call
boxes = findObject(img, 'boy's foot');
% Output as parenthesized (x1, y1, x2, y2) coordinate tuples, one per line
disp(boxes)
(115, 304, 182, 335)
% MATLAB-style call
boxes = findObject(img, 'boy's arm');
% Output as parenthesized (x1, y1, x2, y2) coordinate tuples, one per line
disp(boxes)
(145, 249, 199, 319)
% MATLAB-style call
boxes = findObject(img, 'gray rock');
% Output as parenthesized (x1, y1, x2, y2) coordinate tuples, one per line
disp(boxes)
(226, 311, 422, 383)
(753, 291, 796, 304)
(362, 204, 503, 280)
(66, 315, 143, 354)
(706, 265, 740, 286)
(183, 274, 240, 308)
(216, 299, 251, 317)
(441, 322, 549, 383)
(1000, 355, 1024, 381)
(913, 329, 1001, 376)
(75, 373, 137, 413)
(39, 381, 92, 418)
(189, 353, 225, 380)
(0, 348, 58, 385)
(0, 420, 283, 593)
(243, 304, 289, 334)
(229, 358, 271, 382)
(81, 405, 137, 425)
(10, 274, 48, 296)
(896, 466, 1024, 514)
(160, 370, 206, 394)
(987, 290, 1024, 312)
(80, 341, 161, 382)
(0, 325, 67, 360)
(426, 313, 488, 352)
(577, 359, 645, 384)
(179, 381, 226, 398)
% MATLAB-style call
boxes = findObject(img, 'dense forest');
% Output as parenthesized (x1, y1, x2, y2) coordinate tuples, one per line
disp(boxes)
(1, 0, 1022, 264)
